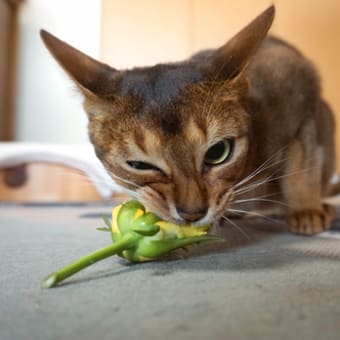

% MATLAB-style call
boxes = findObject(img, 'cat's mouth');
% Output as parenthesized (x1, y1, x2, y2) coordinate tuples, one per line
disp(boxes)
(167, 206, 216, 228)
(136, 185, 234, 229)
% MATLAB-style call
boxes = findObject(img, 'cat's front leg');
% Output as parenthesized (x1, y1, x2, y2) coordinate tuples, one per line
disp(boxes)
(281, 120, 335, 235)
(287, 203, 335, 235)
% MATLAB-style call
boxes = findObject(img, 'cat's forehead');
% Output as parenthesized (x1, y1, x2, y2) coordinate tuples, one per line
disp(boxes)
(117, 63, 203, 105)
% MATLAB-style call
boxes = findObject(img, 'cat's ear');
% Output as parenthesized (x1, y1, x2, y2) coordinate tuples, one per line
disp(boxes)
(205, 5, 275, 80)
(40, 30, 119, 96)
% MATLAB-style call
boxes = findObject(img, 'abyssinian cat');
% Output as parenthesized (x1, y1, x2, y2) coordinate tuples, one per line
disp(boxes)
(41, 6, 338, 235)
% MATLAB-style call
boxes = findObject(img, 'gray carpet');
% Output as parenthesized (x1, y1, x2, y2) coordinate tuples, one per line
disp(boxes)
(1, 203, 340, 340)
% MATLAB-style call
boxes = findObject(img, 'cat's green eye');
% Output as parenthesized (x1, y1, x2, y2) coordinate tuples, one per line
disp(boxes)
(127, 161, 160, 171)
(204, 139, 233, 166)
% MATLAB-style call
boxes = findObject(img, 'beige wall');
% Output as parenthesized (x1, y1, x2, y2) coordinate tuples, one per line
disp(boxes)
(15, 0, 102, 144)
(275, 0, 340, 172)
(101, 0, 340, 171)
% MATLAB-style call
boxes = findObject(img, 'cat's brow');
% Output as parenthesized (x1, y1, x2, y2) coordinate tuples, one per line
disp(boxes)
(184, 118, 207, 145)
(132, 128, 164, 162)
(133, 129, 147, 153)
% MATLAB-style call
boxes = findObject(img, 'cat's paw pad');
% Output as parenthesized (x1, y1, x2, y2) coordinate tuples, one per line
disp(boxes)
(286, 204, 335, 235)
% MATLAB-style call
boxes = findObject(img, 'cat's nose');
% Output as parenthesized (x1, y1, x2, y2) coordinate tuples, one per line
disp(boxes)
(176, 206, 208, 222)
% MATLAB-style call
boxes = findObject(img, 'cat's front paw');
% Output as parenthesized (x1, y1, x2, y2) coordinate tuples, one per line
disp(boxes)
(286, 204, 335, 235)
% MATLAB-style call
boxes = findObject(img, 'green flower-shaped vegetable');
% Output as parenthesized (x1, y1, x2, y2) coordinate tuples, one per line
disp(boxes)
(41, 200, 222, 288)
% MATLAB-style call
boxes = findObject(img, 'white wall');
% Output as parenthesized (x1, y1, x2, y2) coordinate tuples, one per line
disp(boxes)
(15, 0, 102, 144)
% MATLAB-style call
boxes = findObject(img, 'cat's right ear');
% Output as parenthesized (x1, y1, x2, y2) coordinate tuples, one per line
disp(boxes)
(40, 30, 119, 97)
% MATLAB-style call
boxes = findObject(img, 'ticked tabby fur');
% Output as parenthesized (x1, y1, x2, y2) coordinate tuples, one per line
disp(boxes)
(41, 6, 338, 235)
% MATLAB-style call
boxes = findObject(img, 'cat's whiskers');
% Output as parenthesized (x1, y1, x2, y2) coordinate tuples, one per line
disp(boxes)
(234, 166, 317, 198)
(233, 174, 279, 197)
(233, 156, 288, 191)
(221, 215, 250, 239)
(225, 156, 287, 212)
(233, 145, 290, 190)
(233, 197, 289, 208)
(233, 176, 276, 197)
(233, 145, 320, 198)
(234, 191, 281, 201)
(210, 220, 222, 235)
(227, 208, 285, 225)
(107, 171, 142, 190)
(231, 192, 286, 214)
(224, 149, 321, 227)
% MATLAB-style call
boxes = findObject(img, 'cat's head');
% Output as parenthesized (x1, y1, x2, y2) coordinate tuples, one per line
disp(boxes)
(41, 6, 274, 225)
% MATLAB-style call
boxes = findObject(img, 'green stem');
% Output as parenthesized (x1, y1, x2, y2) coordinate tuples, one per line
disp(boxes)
(41, 235, 135, 288)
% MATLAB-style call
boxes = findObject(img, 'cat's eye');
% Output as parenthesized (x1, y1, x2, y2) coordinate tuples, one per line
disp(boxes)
(204, 139, 233, 166)
(126, 161, 160, 171)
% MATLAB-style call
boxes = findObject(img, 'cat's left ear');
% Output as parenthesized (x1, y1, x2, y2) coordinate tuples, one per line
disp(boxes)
(205, 5, 275, 80)
(40, 30, 120, 97)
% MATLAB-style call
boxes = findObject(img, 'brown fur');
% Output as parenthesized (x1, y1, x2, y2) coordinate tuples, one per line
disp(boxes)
(40, 6, 337, 234)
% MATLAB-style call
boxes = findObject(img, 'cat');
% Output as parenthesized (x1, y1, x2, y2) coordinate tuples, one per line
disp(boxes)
(41, 5, 338, 235)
